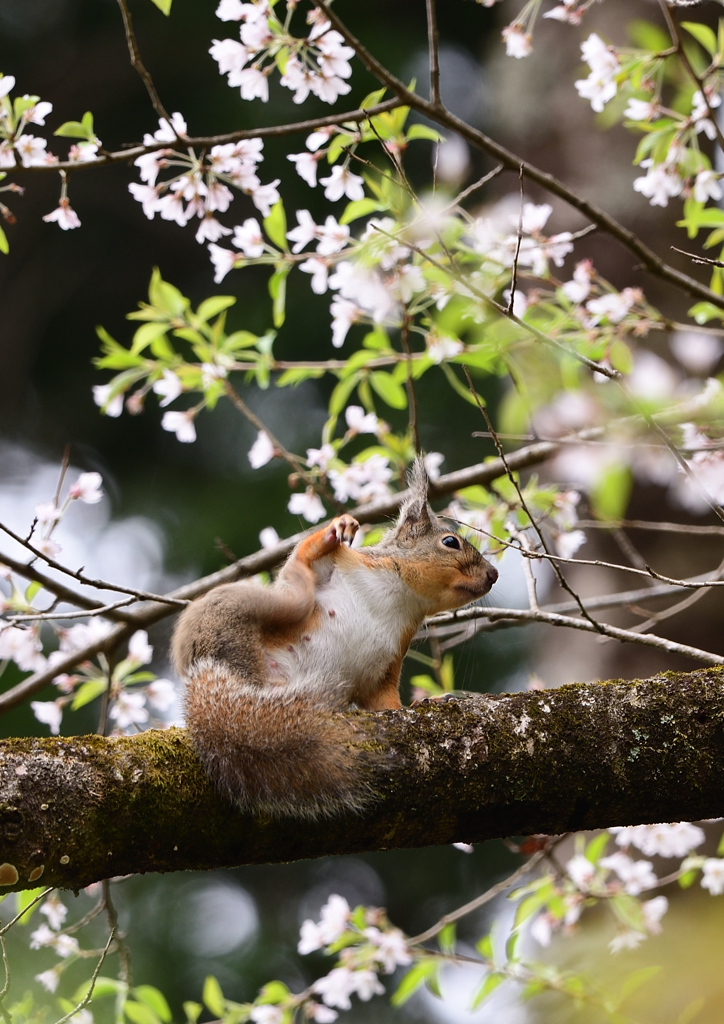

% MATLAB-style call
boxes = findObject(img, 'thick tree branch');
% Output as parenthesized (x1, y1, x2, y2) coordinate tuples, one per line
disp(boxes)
(1, 667, 724, 893)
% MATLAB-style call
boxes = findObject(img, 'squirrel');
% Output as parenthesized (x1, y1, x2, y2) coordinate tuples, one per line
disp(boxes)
(172, 460, 498, 820)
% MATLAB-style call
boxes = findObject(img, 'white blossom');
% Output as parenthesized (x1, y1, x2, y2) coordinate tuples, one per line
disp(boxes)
(585, 288, 638, 325)
(566, 854, 595, 889)
(319, 165, 365, 202)
(642, 895, 668, 933)
(307, 444, 335, 471)
(427, 335, 463, 364)
(35, 501, 61, 524)
(530, 913, 553, 946)
(209, 37, 249, 73)
(345, 406, 380, 435)
(288, 489, 326, 523)
(300, 256, 330, 295)
(233, 218, 265, 257)
(288, 151, 320, 187)
(694, 169, 723, 204)
(610, 822, 705, 858)
(633, 159, 683, 207)
(232, 67, 269, 102)
(600, 852, 657, 895)
(424, 452, 444, 481)
(363, 927, 412, 973)
(352, 970, 385, 1001)
(129, 183, 161, 219)
(208, 243, 238, 283)
(161, 410, 197, 443)
(16, 134, 51, 167)
(0, 625, 46, 672)
(0, 75, 15, 98)
(146, 679, 177, 712)
(502, 24, 531, 58)
(128, 630, 153, 665)
(329, 296, 359, 348)
(309, 1003, 338, 1023)
(609, 930, 644, 954)
(561, 260, 592, 303)
(248, 430, 275, 468)
(109, 690, 149, 730)
(250, 1006, 283, 1024)
(30, 701, 63, 735)
(314, 968, 357, 1010)
(624, 97, 659, 121)
(153, 370, 183, 408)
(68, 471, 103, 504)
(40, 894, 68, 931)
(35, 969, 60, 993)
(248, 179, 280, 217)
(259, 526, 280, 549)
(701, 858, 724, 895)
(670, 331, 723, 375)
(575, 33, 621, 113)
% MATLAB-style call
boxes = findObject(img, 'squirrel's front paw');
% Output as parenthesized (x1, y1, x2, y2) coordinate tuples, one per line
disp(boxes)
(325, 514, 360, 549)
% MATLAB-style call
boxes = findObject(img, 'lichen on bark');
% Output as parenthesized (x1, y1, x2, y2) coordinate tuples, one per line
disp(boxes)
(1, 666, 724, 892)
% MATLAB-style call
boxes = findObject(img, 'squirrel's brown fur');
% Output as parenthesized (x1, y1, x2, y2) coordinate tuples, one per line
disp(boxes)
(172, 460, 498, 819)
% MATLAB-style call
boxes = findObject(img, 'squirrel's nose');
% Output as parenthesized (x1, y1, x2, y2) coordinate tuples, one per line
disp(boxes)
(486, 563, 499, 586)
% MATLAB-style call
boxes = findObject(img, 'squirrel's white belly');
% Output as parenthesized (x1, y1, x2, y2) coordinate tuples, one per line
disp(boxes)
(269, 562, 425, 705)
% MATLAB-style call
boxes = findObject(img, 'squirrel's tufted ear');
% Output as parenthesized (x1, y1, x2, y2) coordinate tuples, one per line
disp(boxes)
(392, 457, 436, 540)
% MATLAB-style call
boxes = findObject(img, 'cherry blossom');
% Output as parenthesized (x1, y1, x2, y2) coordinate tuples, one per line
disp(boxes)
(287, 150, 320, 188)
(40, 894, 68, 931)
(363, 927, 412, 972)
(15, 133, 53, 167)
(502, 24, 532, 58)
(566, 853, 595, 889)
(600, 852, 657, 895)
(146, 679, 177, 713)
(0, 75, 15, 98)
(128, 630, 153, 665)
(43, 198, 81, 230)
(307, 444, 335, 471)
(624, 98, 659, 121)
(288, 488, 326, 522)
(701, 858, 724, 895)
(161, 410, 197, 443)
(641, 895, 668, 934)
(670, 331, 723, 375)
(233, 218, 264, 257)
(319, 165, 365, 203)
(0, 625, 46, 672)
(250, 1007, 283, 1024)
(30, 700, 63, 735)
(35, 501, 61, 524)
(35, 969, 60, 994)
(610, 822, 705, 858)
(93, 384, 123, 418)
(68, 471, 104, 503)
(345, 406, 380, 435)
(300, 256, 330, 294)
(109, 690, 149, 730)
(633, 159, 683, 207)
(693, 169, 722, 204)
(313, 968, 357, 1010)
(424, 451, 444, 481)
(153, 369, 183, 407)
(248, 429, 275, 468)
(427, 334, 463, 363)
(259, 526, 280, 549)
(575, 33, 621, 113)
(287, 209, 320, 253)
(208, 243, 239, 283)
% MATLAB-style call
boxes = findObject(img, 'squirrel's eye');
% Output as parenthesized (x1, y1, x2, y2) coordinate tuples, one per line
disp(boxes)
(441, 535, 461, 550)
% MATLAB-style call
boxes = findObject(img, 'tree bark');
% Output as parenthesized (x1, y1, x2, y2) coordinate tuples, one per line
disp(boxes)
(2, 666, 724, 893)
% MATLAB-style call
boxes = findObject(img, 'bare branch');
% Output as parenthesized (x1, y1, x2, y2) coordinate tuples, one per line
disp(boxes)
(425, 0, 442, 108)
(116, 0, 172, 124)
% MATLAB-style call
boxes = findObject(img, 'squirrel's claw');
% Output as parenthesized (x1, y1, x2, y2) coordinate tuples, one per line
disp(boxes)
(327, 514, 360, 548)
(410, 693, 462, 708)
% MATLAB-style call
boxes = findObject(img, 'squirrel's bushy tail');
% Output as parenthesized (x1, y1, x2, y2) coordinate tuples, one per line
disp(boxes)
(184, 659, 373, 819)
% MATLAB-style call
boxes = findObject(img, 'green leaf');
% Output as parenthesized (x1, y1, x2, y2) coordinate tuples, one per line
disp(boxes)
(329, 373, 360, 415)
(391, 960, 437, 1006)
(131, 321, 171, 355)
(224, 329, 259, 351)
(585, 831, 610, 865)
(133, 988, 171, 1023)
(369, 370, 407, 409)
(15, 887, 46, 924)
(438, 923, 456, 954)
(620, 965, 663, 1003)
(340, 198, 384, 225)
(359, 87, 387, 109)
(257, 981, 290, 1004)
(24, 580, 42, 604)
(124, 1000, 161, 1024)
(716, 830, 724, 856)
(202, 976, 225, 1017)
(54, 112, 95, 140)
(148, 268, 187, 317)
(362, 327, 390, 350)
(73, 977, 123, 1002)
(263, 199, 288, 251)
(609, 338, 634, 374)
(182, 1002, 202, 1024)
(470, 973, 505, 1010)
(678, 996, 706, 1024)
(406, 124, 442, 143)
(0, 224, 8, 254)
(71, 679, 108, 711)
(148, 0, 172, 13)
(196, 296, 236, 322)
(678, 868, 699, 888)
(476, 932, 494, 960)
(688, 301, 724, 324)
(268, 265, 290, 328)
(590, 462, 632, 521)
(682, 21, 718, 56)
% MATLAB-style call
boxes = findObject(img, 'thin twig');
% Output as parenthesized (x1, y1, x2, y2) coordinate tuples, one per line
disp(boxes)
(399, 315, 420, 453)
(52, 927, 116, 1024)
(103, 880, 131, 986)
(116, 0, 172, 124)
(508, 165, 525, 315)
(408, 848, 550, 945)
(0, 887, 53, 936)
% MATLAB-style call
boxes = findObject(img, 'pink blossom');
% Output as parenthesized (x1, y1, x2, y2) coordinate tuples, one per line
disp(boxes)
(128, 630, 153, 665)
(0, 75, 15, 98)
(129, 182, 161, 219)
(502, 24, 531, 58)
(195, 214, 232, 244)
(43, 198, 81, 230)
(31, 700, 63, 735)
(15, 134, 50, 167)
(231, 67, 269, 102)
(109, 690, 149, 730)
(93, 384, 123, 418)
(329, 296, 359, 348)
(156, 191, 188, 226)
(248, 179, 280, 217)
(68, 471, 103, 503)
(287, 209, 319, 253)
(209, 37, 249, 73)
(300, 256, 330, 294)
